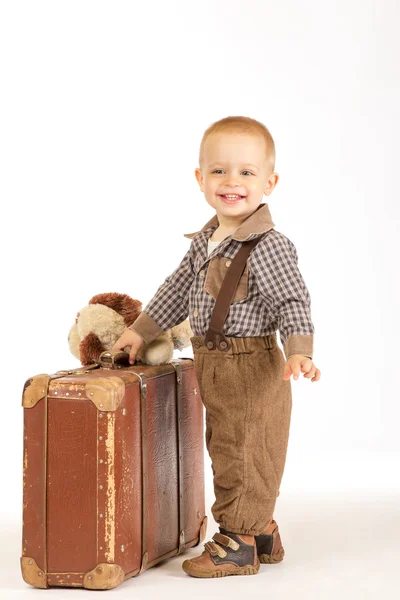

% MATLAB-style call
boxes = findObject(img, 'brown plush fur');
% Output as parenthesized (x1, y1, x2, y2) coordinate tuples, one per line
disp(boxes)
(89, 293, 142, 327)
(79, 332, 106, 366)
(69, 292, 194, 366)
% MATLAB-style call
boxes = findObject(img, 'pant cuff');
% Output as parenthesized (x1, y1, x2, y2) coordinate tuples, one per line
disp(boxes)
(218, 521, 271, 536)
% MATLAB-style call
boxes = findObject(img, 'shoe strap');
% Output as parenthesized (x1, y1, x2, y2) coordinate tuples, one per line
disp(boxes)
(204, 540, 227, 558)
(212, 532, 240, 551)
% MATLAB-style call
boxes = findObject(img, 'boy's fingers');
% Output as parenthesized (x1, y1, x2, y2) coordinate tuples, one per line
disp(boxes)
(312, 368, 321, 381)
(292, 365, 301, 380)
(300, 358, 312, 372)
(283, 363, 292, 380)
(285, 358, 320, 382)
(129, 349, 137, 364)
(304, 368, 315, 378)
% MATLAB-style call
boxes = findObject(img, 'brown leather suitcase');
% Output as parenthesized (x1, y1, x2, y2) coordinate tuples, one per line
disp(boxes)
(21, 352, 207, 590)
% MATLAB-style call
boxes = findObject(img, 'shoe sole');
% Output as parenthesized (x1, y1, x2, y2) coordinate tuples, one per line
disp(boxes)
(182, 560, 260, 578)
(259, 547, 285, 563)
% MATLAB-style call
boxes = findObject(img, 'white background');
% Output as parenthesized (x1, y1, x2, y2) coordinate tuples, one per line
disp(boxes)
(1, 0, 399, 598)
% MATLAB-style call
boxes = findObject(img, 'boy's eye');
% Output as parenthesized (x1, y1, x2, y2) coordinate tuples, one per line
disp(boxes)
(211, 169, 253, 176)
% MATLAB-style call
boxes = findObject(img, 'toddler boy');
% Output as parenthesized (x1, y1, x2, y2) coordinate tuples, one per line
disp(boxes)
(112, 116, 320, 578)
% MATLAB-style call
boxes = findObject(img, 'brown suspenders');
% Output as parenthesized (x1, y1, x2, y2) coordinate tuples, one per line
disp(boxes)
(204, 236, 263, 352)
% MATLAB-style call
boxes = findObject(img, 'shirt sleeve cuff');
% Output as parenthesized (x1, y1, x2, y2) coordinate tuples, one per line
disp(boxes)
(128, 312, 165, 345)
(284, 335, 314, 360)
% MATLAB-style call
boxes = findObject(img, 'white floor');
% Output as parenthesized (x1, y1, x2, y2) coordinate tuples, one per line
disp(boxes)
(3, 489, 399, 600)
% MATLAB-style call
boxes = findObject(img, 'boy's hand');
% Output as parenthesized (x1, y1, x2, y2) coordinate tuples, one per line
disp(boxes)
(111, 328, 145, 364)
(283, 355, 321, 382)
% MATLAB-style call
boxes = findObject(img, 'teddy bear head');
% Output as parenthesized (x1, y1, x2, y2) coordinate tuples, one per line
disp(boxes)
(68, 293, 142, 365)
(68, 292, 194, 366)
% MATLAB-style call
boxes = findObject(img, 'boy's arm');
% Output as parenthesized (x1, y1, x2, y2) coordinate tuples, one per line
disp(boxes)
(128, 246, 194, 345)
(251, 234, 315, 360)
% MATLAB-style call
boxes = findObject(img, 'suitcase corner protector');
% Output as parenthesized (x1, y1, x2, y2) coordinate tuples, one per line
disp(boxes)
(83, 562, 125, 589)
(84, 376, 125, 411)
(20, 556, 47, 588)
(22, 374, 50, 408)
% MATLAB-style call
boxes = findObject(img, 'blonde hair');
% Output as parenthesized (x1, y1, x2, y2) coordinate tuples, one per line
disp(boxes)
(199, 116, 276, 172)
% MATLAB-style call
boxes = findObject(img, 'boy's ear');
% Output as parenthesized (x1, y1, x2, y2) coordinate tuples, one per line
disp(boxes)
(194, 167, 204, 192)
(264, 171, 279, 195)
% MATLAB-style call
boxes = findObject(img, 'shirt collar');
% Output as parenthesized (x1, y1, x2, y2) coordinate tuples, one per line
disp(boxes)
(183, 202, 275, 242)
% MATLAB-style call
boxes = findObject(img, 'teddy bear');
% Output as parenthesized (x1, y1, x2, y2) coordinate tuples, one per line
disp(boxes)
(68, 292, 193, 366)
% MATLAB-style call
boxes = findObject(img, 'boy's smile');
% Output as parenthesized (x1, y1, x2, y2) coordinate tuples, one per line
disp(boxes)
(195, 131, 279, 232)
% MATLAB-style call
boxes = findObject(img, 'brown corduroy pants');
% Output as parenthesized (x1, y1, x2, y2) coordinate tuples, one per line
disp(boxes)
(191, 332, 292, 536)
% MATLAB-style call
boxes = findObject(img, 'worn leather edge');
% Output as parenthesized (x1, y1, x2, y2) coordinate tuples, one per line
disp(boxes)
(85, 376, 125, 411)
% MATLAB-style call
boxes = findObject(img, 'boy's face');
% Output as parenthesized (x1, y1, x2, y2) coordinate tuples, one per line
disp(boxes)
(195, 131, 279, 224)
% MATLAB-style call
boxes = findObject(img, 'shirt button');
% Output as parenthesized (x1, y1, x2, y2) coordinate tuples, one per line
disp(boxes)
(225, 260, 232, 267)
(199, 270, 205, 277)
(193, 308, 199, 317)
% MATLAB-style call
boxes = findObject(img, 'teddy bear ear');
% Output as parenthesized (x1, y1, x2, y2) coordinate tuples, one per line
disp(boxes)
(88, 292, 123, 308)
(79, 333, 105, 366)
(121, 295, 142, 327)
(88, 293, 142, 327)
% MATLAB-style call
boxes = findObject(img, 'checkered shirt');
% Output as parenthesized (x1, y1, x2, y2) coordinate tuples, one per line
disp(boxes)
(131, 225, 315, 359)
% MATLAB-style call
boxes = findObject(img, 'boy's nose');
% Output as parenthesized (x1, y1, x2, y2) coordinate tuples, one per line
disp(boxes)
(221, 184, 245, 194)
(223, 179, 243, 188)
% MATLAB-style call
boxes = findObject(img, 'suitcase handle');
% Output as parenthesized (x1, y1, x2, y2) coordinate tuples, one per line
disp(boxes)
(99, 350, 131, 370)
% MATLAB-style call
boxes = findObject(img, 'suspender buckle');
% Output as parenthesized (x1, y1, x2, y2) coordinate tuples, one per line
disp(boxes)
(204, 331, 231, 352)
(218, 339, 230, 351)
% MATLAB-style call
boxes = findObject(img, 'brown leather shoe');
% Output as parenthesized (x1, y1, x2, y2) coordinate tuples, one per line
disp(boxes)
(255, 520, 285, 563)
(182, 528, 260, 578)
